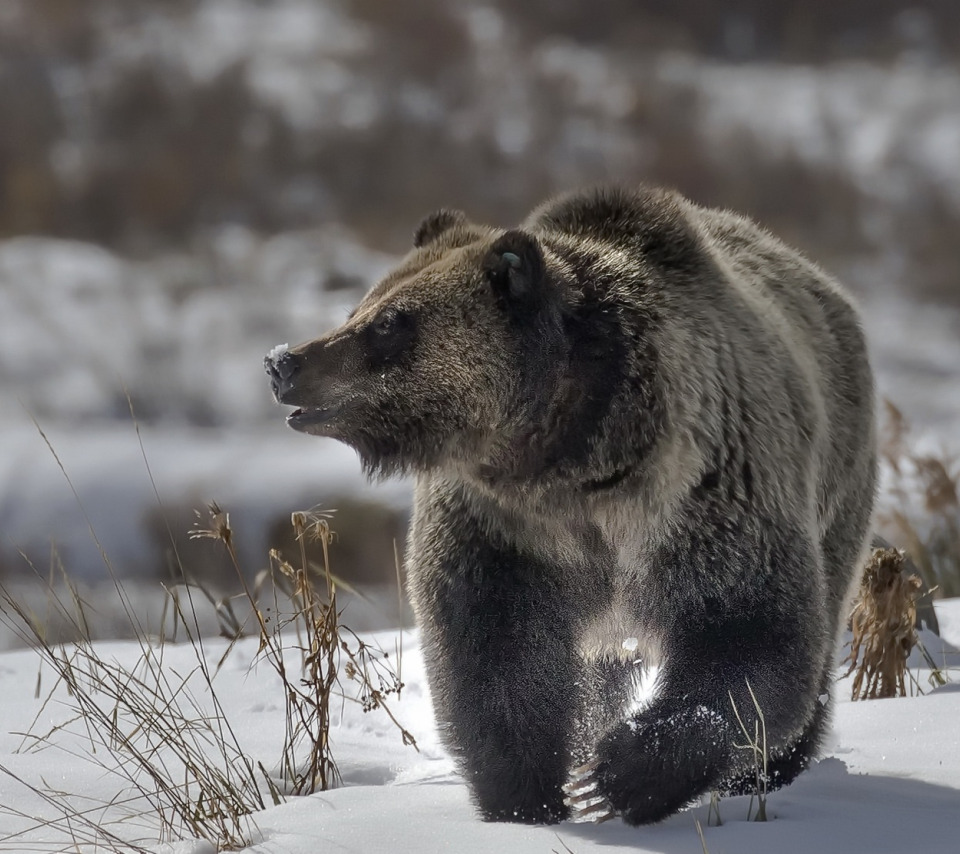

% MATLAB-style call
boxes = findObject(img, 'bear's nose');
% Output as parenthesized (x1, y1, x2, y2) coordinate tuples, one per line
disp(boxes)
(264, 350, 302, 402)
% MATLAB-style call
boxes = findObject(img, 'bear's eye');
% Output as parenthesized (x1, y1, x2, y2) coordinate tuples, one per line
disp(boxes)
(366, 307, 416, 367)
(372, 309, 401, 336)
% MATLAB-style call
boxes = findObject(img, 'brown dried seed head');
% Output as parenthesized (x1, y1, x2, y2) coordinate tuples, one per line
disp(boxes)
(189, 502, 233, 545)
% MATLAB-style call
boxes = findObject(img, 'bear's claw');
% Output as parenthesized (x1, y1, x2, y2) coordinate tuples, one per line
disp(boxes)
(563, 759, 616, 823)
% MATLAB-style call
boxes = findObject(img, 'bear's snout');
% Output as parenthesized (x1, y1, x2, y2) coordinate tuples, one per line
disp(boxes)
(264, 348, 302, 403)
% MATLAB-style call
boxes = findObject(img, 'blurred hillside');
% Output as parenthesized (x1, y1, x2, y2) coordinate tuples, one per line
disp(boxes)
(0, 1, 958, 287)
(0, 0, 958, 598)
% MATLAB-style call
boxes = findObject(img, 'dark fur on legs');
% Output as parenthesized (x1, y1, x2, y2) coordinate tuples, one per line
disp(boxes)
(413, 495, 596, 824)
(589, 517, 827, 825)
(572, 657, 641, 767)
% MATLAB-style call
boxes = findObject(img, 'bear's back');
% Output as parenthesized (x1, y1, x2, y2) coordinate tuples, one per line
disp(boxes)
(691, 202, 876, 540)
(528, 185, 875, 545)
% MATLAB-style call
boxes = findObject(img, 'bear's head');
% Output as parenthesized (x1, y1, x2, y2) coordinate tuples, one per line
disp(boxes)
(265, 211, 575, 481)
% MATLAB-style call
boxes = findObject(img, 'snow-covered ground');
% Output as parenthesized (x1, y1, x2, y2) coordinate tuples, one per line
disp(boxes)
(0, 601, 958, 853)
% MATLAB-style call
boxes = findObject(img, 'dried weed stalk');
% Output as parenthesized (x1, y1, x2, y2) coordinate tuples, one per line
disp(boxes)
(191, 502, 417, 796)
(0, 420, 264, 851)
(729, 680, 768, 822)
(844, 546, 921, 700)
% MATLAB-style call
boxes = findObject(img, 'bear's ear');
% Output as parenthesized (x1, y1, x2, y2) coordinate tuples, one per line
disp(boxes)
(483, 230, 546, 311)
(413, 209, 467, 248)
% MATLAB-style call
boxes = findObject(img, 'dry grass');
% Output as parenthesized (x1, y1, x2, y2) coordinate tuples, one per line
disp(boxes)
(1, 571, 264, 850)
(729, 681, 769, 822)
(0, 501, 416, 851)
(844, 546, 921, 700)
(191, 502, 417, 796)
(0, 414, 415, 851)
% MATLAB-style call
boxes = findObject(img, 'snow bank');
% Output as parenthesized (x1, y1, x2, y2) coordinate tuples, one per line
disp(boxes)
(0, 602, 958, 852)
(0, 420, 406, 585)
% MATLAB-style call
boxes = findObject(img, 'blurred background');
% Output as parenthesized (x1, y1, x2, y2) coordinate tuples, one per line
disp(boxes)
(1, 0, 958, 643)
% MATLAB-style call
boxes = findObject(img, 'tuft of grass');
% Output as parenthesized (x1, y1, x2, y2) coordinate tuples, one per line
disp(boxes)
(0, 413, 263, 849)
(706, 789, 722, 827)
(1, 573, 263, 851)
(191, 502, 417, 797)
(1, 501, 417, 851)
(844, 546, 922, 700)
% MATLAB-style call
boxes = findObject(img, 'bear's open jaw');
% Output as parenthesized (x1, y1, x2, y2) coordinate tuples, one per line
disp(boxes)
(286, 405, 341, 433)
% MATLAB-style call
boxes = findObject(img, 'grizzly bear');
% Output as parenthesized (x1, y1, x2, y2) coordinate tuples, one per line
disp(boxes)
(265, 186, 876, 825)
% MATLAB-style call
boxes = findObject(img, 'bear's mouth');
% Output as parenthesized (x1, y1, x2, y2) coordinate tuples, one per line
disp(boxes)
(286, 404, 341, 433)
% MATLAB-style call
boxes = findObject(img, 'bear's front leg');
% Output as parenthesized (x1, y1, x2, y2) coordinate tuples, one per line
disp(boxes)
(421, 554, 580, 823)
(410, 497, 585, 823)
(573, 524, 826, 825)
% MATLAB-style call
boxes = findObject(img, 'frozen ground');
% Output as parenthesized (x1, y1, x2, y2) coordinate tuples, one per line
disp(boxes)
(0, 601, 958, 853)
